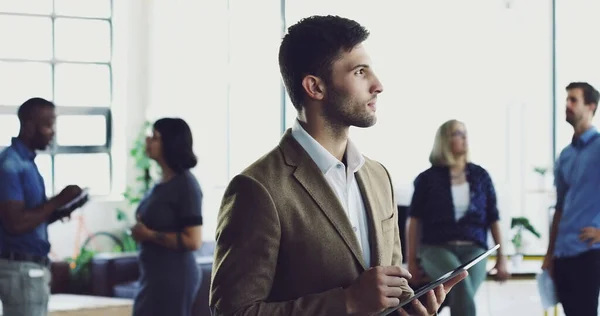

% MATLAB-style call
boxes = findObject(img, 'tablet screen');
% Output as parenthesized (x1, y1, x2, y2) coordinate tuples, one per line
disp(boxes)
(57, 188, 89, 211)
(378, 244, 499, 316)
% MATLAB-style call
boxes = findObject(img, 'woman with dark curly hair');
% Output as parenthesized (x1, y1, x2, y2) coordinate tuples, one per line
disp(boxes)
(130, 117, 203, 316)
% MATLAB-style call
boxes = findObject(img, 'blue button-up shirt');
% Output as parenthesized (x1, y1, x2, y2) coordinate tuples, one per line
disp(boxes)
(0, 137, 50, 257)
(554, 126, 600, 258)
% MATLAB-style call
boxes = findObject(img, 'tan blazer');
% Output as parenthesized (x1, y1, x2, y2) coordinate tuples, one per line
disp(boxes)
(210, 130, 413, 316)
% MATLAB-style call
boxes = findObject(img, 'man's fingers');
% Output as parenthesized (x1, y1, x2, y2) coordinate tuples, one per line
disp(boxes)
(397, 308, 410, 316)
(380, 266, 413, 279)
(443, 270, 468, 291)
(384, 275, 411, 287)
(424, 289, 439, 315)
(382, 285, 406, 298)
(434, 284, 445, 305)
(383, 297, 401, 309)
(410, 296, 430, 315)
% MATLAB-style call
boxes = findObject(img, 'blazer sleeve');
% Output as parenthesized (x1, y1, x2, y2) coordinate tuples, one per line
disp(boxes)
(380, 164, 415, 299)
(210, 174, 348, 316)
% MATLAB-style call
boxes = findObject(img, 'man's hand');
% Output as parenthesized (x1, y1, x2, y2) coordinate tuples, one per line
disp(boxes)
(55, 185, 83, 207)
(56, 193, 89, 222)
(398, 271, 468, 316)
(344, 266, 413, 315)
(579, 227, 600, 246)
(541, 254, 554, 279)
(492, 256, 510, 283)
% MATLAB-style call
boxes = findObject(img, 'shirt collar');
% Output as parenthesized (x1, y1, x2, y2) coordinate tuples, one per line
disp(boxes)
(291, 119, 365, 174)
(572, 126, 599, 148)
(11, 137, 36, 161)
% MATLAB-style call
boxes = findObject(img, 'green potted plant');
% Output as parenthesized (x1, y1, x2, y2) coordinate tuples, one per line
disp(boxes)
(533, 166, 549, 190)
(115, 121, 156, 251)
(510, 216, 541, 266)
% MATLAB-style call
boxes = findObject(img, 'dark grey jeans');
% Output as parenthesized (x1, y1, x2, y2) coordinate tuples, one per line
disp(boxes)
(0, 259, 51, 316)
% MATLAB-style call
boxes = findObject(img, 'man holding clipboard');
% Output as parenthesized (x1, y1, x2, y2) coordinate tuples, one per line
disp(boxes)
(0, 98, 89, 316)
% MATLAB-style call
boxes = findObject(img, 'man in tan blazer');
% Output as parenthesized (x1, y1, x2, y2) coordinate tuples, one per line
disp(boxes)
(210, 15, 466, 316)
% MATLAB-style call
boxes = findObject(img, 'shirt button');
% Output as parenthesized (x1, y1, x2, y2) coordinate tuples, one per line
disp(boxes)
(352, 226, 357, 232)
(337, 164, 343, 169)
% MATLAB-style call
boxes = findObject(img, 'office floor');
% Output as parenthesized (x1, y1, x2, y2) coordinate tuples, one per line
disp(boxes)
(438, 279, 565, 316)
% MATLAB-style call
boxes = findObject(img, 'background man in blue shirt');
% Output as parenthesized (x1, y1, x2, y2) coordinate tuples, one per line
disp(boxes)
(0, 97, 87, 316)
(543, 82, 600, 316)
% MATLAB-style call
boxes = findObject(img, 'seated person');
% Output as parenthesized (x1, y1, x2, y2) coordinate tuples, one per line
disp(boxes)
(406, 119, 510, 316)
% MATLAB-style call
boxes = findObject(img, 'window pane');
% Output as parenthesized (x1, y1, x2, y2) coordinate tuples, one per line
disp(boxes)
(0, 0, 52, 15)
(56, 115, 107, 146)
(54, 0, 111, 18)
(0, 16, 52, 60)
(55, 18, 111, 62)
(0, 61, 53, 105)
(0, 115, 19, 146)
(54, 63, 111, 107)
(34, 153, 52, 197)
(54, 153, 110, 196)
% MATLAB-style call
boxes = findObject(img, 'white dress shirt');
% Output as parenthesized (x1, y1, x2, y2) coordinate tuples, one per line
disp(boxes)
(291, 120, 372, 267)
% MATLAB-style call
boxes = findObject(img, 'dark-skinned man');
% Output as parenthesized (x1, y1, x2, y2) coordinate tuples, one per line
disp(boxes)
(0, 97, 88, 316)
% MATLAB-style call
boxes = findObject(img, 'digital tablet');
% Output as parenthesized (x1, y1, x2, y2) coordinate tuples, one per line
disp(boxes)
(379, 244, 500, 316)
(57, 188, 90, 211)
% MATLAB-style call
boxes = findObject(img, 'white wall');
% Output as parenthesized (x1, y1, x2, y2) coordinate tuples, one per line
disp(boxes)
(285, 0, 554, 254)
(144, 0, 283, 241)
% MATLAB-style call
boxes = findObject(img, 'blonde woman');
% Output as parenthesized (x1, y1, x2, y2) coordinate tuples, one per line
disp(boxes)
(405, 119, 509, 316)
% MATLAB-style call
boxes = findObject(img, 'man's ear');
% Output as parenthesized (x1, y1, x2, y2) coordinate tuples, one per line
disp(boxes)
(20, 121, 33, 137)
(301, 75, 326, 101)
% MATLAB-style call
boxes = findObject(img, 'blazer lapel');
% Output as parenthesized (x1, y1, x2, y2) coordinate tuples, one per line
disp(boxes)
(293, 158, 367, 270)
(356, 168, 384, 267)
(280, 131, 367, 270)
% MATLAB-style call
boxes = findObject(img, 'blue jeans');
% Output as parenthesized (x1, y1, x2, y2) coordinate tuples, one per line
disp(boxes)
(0, 259, 51, 316)
(419, 244, 487, 316)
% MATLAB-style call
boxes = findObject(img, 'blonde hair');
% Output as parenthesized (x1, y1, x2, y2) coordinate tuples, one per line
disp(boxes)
(429, 119, 469, 167)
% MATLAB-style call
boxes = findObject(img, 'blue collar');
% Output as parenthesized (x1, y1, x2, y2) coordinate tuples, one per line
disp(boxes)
(571, 127, 600, 148)
(11, 137, 36, 161)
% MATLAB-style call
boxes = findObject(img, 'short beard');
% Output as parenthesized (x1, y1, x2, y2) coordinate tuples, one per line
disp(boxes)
(322, 84, 376, 129)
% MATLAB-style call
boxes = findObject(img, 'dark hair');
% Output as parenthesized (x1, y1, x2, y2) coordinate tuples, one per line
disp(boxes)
(566, 82, 600, 114)
(153, 118, 197, 173)
(278, 15, 370, 111)
(17, 97, 55, 123)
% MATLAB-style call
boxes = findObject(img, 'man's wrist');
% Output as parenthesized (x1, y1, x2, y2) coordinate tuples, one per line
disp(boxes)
(343, 288, 357, 315)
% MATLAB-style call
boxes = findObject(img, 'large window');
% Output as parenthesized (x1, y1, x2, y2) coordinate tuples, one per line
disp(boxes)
(0, 0, 113, 196)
